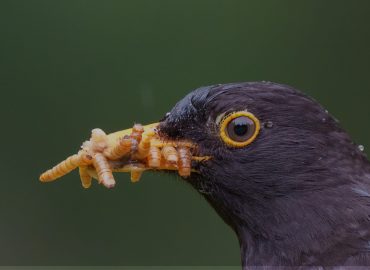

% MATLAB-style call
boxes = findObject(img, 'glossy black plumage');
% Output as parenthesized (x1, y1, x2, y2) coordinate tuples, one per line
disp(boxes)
(159, 82, 370, 269)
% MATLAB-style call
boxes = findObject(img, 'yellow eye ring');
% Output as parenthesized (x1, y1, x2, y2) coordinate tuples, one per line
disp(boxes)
(219, 111, 260, 147)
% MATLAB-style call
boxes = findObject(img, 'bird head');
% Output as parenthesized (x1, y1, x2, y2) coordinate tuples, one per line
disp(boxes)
(156, 82, 370, 265)
(40, 81, 370, 266)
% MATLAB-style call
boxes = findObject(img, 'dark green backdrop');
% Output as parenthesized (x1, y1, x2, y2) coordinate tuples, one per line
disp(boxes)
(1, 0, 369, 266)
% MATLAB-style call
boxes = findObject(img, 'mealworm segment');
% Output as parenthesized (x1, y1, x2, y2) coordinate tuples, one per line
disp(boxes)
(79, 166, 92, 188)
(40, 123, 210, 188)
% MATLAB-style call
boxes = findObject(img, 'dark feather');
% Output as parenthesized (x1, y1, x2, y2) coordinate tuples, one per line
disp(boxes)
(159, 82, 370, 269)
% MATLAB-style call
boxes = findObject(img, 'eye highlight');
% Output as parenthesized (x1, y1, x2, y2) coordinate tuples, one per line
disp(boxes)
(219, 111, 260, 147)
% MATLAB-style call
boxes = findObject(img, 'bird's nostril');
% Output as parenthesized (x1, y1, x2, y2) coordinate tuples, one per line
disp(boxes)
(158, 124, 181, 140)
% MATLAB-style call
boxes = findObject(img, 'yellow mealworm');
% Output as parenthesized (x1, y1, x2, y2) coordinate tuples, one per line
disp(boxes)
(79, 166, 92, 189)
(177, 146, 192, 177)
(91, 128, 108, 152)
(147, 146, 161, 168)
(130, 124, 144, 143)
(161, 145, 178, 165)
(40, 152, 92, 182)
(92, 153, 115, 188)
(191, 156, 211, 162)
(135, 130, 155, 159)
(78, 150, 94, 164)
(151, 140, 195, 149)
(130, 170, 143, 183)
(105, 137, 132, 160)
(158, 159, 177, 171)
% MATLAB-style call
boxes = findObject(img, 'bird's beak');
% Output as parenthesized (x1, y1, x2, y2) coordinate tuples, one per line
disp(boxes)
(40, 122, 210, 188)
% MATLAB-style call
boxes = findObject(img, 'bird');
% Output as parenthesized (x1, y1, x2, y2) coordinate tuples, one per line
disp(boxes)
(41, 81, 370, 269)
(157, 82, 370, 269)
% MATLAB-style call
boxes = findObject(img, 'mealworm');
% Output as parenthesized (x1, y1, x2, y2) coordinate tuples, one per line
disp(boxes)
(151, 140, 195, 149)
(92, 153, 115, 188)
(130, 124, 144, 143)
(161, 145, 178, 165)
(40, 152, 92, 182)
(177, 146, 192, 177)
(91, 128, 108, 152)
(147, 146, 161, 168)
(158, 159, 177, 171)
(135, 130, 155, 159)
(79, 166, 92, 189)
(130, 170, 143, 183)
(104, 137, 132, 160)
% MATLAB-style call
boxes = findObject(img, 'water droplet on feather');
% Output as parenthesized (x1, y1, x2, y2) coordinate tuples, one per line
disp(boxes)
(264, 121, 274, 128)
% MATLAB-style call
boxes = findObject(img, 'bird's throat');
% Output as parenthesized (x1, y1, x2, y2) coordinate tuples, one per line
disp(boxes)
(193, 179, 363, 268)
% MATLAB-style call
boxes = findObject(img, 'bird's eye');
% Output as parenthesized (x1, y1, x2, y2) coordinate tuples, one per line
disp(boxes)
(219, 111, 260, 147)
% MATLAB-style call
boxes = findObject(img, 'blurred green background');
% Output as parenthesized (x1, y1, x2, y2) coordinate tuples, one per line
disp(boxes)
(1, 0, 370, 266)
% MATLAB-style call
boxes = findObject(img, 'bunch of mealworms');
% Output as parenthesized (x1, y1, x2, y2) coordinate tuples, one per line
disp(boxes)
(40, 124, 193, 188)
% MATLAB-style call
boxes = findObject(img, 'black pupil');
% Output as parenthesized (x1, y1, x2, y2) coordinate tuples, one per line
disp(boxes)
(234, 122, 248, 136)
(226, 116, 255, 142)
